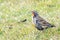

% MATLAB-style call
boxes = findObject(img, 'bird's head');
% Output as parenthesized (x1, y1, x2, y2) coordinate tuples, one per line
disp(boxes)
(31, 10, 38, 17)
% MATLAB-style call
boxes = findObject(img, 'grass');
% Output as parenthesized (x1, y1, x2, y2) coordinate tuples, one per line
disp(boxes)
(0, 0, 60, 40)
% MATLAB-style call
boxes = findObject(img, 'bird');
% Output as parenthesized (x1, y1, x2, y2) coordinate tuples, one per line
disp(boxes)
(31, 10, 55, 30)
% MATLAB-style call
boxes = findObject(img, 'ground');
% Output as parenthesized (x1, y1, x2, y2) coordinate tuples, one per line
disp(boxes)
(0, 0, 60, 40)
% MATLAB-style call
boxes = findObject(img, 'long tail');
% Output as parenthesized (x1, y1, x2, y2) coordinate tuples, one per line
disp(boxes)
(48, 24, 55, 27)
(45, 24, 55, 29)
(50, 24, 55, 27)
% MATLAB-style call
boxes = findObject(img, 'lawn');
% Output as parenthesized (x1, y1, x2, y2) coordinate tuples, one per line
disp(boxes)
(0, 0, 60, 40)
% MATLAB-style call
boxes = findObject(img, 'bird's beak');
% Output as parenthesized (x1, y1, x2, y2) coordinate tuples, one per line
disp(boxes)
(31, 11, 34, 16)
(32, 13, 34, 16)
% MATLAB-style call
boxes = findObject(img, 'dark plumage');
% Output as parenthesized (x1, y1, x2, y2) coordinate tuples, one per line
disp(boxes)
(32, 10, 55, 30)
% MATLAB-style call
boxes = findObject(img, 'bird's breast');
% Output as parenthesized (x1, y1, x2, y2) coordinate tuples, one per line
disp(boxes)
(33, 17, 37, 24)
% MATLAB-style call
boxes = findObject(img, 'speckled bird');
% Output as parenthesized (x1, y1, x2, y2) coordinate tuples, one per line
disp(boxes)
(32, 10, 55, 30)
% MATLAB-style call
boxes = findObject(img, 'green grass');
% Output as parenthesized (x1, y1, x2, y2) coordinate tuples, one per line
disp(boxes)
(0, 0, 60, 40)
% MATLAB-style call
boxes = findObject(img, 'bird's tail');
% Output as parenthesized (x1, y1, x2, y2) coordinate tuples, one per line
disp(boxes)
(50, 24, 55, 27)
(46, 24, 55, 29)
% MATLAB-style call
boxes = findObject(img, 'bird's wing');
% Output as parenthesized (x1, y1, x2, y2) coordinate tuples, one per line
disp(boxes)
(37, 16, 51, 26)
(36, 20, 44, 30)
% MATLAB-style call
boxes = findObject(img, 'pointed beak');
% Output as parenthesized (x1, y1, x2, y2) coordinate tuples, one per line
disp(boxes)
(31, 11, 34, 16)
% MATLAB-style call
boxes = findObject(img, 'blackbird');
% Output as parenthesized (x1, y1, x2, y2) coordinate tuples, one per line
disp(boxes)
(32, 10, 55, 30)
